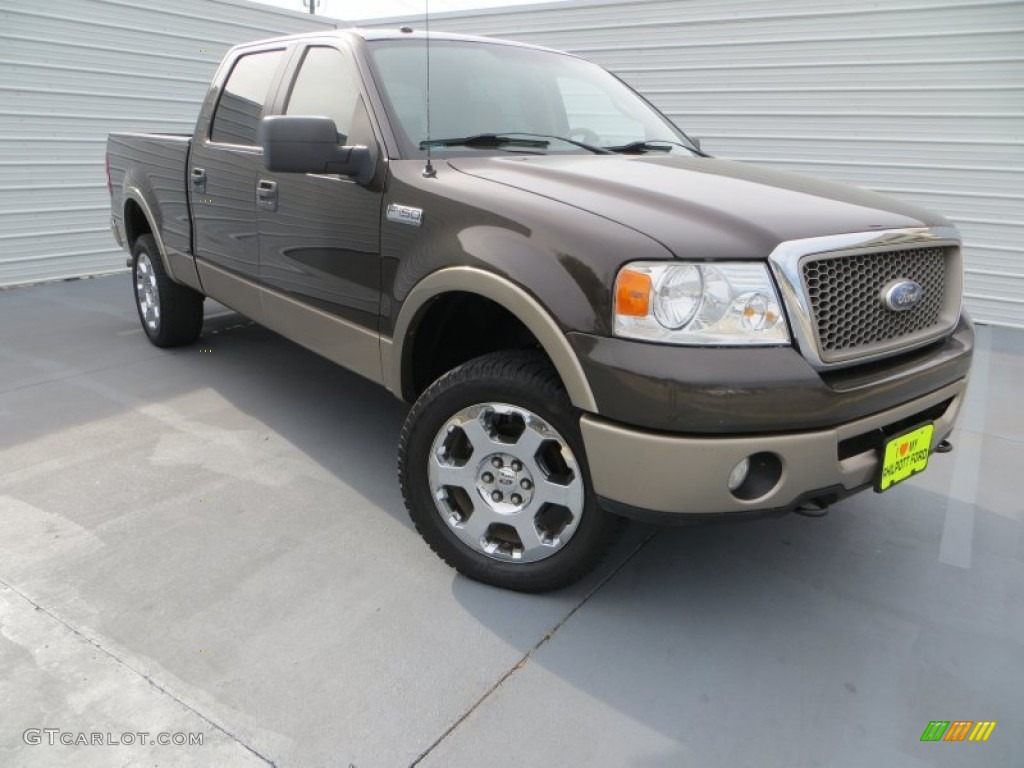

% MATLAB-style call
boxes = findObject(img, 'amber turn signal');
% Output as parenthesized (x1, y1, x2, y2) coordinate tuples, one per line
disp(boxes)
(615, 269, 651, 317)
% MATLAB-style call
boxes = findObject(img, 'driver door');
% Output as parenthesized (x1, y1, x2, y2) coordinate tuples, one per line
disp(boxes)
(257, 44, 384, 340)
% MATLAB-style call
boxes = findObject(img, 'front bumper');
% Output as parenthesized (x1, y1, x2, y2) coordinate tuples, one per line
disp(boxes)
(581, 377, 966, 519)
(568, 316, 973, 433)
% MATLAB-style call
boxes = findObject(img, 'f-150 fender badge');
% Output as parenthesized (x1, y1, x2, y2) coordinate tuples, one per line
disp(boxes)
(386, 203, 423, 227)
(882, 279, 924, 311)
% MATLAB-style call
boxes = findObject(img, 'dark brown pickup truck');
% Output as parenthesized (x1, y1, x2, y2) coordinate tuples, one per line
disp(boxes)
(106, 28, 972, 591)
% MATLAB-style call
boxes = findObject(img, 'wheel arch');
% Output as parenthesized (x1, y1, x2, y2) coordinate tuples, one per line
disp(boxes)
(386, 267, 598, 413)
(123, 196, 153, 252)
(123, 189, 170, 270)
(122, 187, 203, 292)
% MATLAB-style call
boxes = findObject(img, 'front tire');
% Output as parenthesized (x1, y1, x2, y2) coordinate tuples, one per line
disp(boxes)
(132, 234, 204, 348)
(399, 351, 624, 592)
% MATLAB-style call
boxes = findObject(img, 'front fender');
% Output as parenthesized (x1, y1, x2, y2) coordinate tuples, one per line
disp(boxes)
(380, 160, 673, 412)
(386, 267, 598, 412)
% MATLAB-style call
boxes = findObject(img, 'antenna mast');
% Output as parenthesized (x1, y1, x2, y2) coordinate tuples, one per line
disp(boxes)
(422, 0, 437, 178)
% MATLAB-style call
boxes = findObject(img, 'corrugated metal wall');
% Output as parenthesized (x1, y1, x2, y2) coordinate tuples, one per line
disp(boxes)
(370, 0, 1024, 327)
(0, 0, 335, 287)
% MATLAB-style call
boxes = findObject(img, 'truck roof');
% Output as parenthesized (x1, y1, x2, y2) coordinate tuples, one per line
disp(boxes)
(234, 28, 565, 56)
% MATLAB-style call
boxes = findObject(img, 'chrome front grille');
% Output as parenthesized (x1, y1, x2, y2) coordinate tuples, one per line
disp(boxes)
(767, 227, 963, 370)
(802, 246, 949, 360)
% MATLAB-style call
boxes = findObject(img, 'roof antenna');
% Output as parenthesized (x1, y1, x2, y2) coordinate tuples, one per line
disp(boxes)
(422, 0, 437, 178)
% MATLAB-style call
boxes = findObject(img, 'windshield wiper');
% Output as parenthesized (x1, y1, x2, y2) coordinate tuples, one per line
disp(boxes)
(605, 139, 706, 156)
(419, 132, 613, 154)
(501, 133, 613, 155)
(420, 134, 550, 150)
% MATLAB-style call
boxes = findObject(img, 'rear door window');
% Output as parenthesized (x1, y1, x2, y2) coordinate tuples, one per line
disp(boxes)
(210, 49, 285, 146)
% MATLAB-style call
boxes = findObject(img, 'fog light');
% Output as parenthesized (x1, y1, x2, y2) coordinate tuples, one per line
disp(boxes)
(727, 457, 750, 492)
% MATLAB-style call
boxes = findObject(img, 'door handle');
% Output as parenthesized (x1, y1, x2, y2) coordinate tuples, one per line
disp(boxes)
(256, 179, 277, 210)
(191, 167, 206, 185)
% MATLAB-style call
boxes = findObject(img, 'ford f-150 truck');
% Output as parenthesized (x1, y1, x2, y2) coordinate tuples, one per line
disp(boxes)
(107, 28, 973, 592)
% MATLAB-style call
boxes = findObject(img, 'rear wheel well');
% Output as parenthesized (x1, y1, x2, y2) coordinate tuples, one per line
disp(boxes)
(124, 199, 152, 250)
(405, 292, 551, 400)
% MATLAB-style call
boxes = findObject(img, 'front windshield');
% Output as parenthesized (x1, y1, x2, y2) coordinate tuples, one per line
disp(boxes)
(366, 39, 697, 157)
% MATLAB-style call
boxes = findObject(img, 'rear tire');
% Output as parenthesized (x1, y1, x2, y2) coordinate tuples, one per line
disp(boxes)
(399, 350, 625, 592)
(132, 234, 203, 348)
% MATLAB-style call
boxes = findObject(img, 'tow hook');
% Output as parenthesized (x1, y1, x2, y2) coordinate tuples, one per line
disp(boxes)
(794, 499, 830, 517)
(935, 439, 953, 454)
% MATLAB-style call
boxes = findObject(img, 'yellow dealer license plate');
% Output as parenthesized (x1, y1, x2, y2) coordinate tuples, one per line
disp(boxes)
(877, 423, 934, 492)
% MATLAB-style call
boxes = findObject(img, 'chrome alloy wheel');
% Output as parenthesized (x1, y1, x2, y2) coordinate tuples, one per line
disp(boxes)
(428, 403, 585, 563)
(135, 252, 160, 332)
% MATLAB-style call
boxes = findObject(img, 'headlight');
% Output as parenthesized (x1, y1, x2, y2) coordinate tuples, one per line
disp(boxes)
(614, 261, 789, 345)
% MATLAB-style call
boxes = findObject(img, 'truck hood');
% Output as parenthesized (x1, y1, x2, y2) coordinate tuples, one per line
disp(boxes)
(447, 154, 945, 258)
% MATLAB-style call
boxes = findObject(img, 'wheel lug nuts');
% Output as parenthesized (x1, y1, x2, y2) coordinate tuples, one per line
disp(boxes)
(482, 472, 494, 484)
(491, 491, 503, 502)
(511, 494, 522, 505)
(491, 457, 503, 469)
(511, 460, 522, 472)
(520, 479, 532, 490)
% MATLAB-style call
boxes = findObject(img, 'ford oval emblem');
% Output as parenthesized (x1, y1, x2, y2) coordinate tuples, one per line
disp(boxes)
(882, 279, 924, 312)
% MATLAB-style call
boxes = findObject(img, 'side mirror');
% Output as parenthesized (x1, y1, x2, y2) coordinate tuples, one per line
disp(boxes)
(260, 115, 374, 183)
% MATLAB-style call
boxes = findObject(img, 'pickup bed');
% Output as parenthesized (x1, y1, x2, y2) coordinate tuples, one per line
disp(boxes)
(107, 28, 973, 591)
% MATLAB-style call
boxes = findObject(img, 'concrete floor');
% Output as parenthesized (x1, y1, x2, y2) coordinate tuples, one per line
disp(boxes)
(1, 274, 1021, 768)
